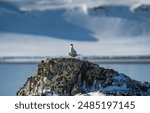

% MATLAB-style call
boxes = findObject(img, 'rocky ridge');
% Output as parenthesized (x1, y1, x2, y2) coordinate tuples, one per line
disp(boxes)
(17, 58, 150, 96)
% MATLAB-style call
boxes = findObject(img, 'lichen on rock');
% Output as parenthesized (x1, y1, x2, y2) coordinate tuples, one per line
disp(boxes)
(17, 58, 150, 96)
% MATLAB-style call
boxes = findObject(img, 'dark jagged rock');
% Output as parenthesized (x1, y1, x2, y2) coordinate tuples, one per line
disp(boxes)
(17, 58, 150, 96)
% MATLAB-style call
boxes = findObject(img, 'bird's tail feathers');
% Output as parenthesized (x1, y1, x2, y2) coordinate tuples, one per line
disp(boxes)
(77, 54, 82, 56)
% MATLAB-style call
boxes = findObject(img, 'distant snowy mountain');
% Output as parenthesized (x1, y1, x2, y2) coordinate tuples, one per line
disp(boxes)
(0, 0, 150, 57)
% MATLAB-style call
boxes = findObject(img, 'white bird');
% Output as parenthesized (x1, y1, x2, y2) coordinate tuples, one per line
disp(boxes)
(69, 44, 77, 57)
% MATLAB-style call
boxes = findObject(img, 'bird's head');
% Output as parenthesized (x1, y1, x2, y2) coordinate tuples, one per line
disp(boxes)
(70, 44, 73, 46)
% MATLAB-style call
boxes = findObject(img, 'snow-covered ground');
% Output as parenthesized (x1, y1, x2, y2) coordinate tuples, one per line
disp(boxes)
(0, 0, 150, 57)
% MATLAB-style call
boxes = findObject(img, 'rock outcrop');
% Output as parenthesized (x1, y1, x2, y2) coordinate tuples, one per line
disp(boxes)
(17, 58, 150, 96)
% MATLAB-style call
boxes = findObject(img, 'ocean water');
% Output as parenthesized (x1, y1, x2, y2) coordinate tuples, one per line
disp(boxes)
(0, 64, 37, 96)
(100, 63, 150, 82)
(0, 63, 150, 96)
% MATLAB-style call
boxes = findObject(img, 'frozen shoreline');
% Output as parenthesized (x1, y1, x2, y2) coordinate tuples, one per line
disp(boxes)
(0, 56, 150, 64)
